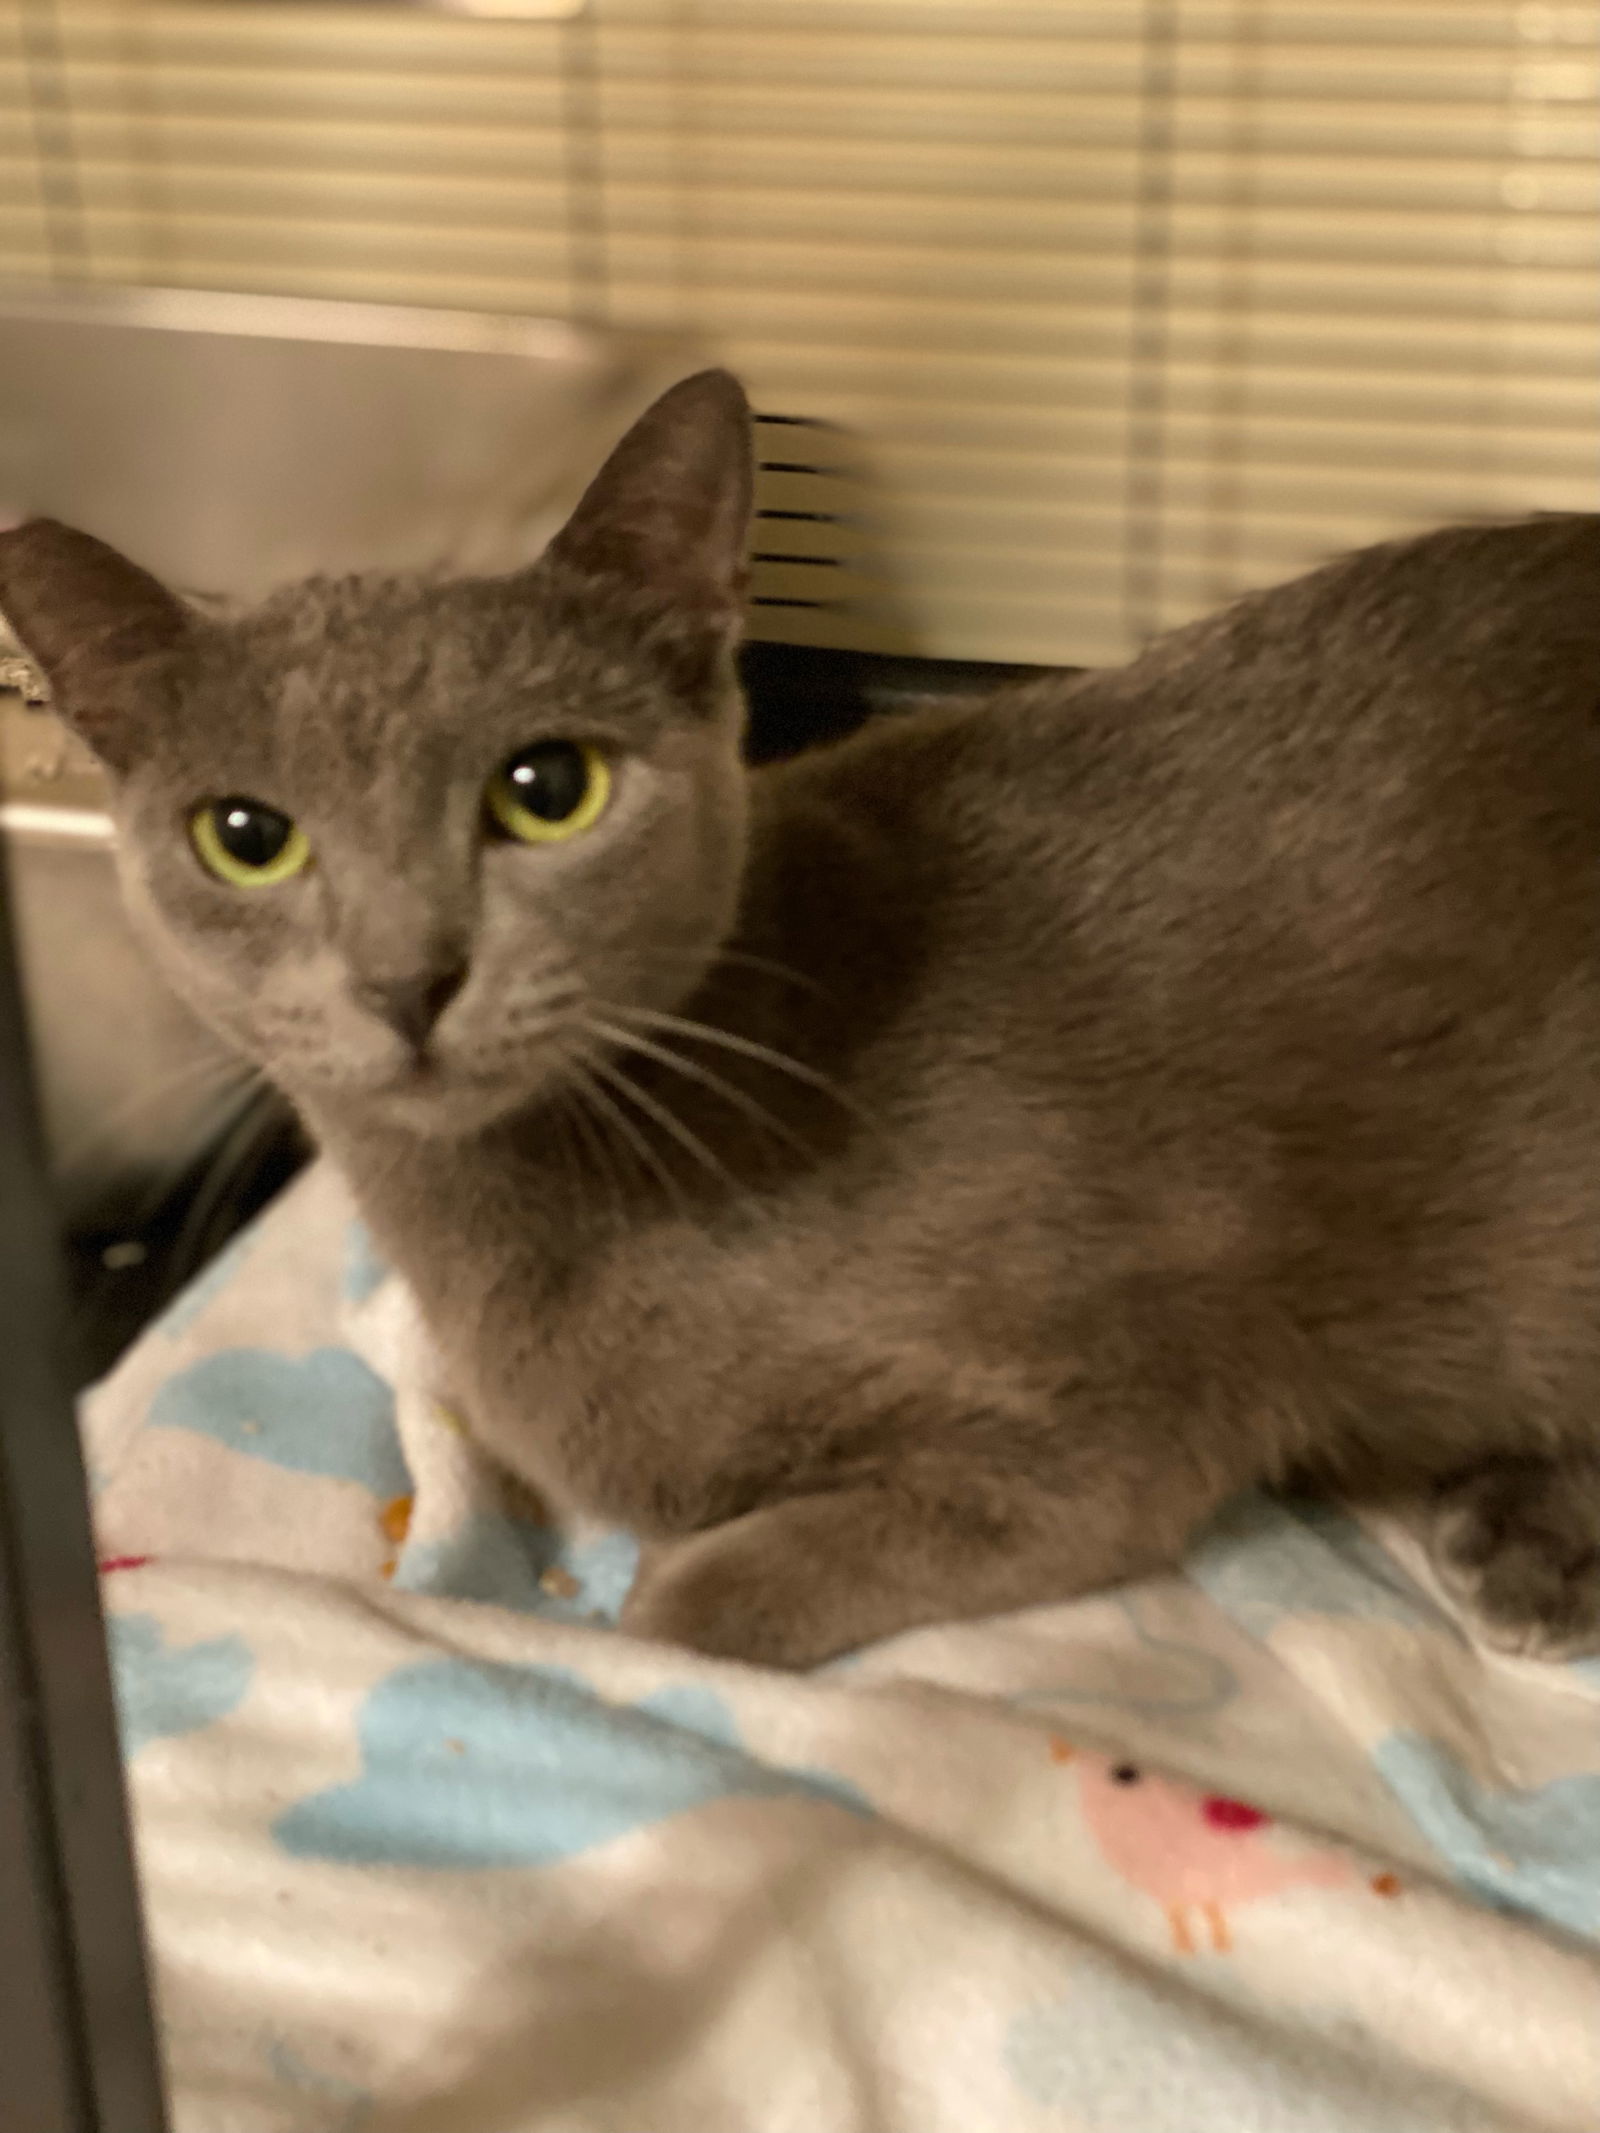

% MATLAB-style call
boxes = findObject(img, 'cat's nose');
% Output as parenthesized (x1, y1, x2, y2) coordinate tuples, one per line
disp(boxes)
(355, 963, 467, 1049)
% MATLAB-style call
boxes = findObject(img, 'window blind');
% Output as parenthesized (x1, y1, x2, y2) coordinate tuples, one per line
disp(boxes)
(2, 0, 1596, 666)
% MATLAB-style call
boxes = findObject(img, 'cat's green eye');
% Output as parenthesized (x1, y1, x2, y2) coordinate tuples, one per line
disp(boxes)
(190, 798, 312, 888)
(486, 741, 611, 846)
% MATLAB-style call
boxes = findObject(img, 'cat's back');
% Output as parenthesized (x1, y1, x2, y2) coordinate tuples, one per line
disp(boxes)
(767, 511, 1600, 1301)
(790, 512, 1600, 1035)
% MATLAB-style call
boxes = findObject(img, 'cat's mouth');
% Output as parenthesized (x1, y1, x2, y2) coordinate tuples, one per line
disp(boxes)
(365, 1076, 527, 1137)
(356, 1048, 550, 1137)
(279, 1011, 575, 1137)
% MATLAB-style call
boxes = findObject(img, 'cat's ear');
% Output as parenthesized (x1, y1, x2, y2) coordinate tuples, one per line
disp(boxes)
(0, 518, 194, 773)
(543, 368, 753, 663)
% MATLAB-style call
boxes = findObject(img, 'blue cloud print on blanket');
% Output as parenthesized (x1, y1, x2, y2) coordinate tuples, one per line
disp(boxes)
(109, 1613, 255, 1756)
(275, 1660, 869, 1869)
(146, 1331, 639, 1620)
(393, 1514, 640, 1622)
(147, 1346, 411, 1497)
(1371, 1732, 1600, 1941)
(1186, 1491, 1441, 1636)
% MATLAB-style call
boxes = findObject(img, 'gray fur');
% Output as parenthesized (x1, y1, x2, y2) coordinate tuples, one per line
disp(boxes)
(4, 369, 1600, 1667)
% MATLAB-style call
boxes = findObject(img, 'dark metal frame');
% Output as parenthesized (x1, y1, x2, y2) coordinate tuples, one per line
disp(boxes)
(0, 843, 169, 2131)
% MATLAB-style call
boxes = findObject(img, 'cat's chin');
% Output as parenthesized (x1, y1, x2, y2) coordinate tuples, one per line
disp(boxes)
(373, 1090, 526, 1138)
(305, 1066, 538, 1141)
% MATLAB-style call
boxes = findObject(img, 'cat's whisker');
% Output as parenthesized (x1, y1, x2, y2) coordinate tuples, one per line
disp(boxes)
(54, 1052, 259, 1177)
(500, 986, 586, 1037)
(595, 1001, 876, 1133)
(710, 947, 829, 996)
(577, 1108, 630, 1224)
(561, 1046, 691, 1217)
(550, 1047, 632, 1221)
(164, 1078, 294, 1274)
(550, 1099, 596, 1212)
(582, 1014, 814, 1163)
(623, 945, 832, 1001)
(582, 1045, 744, 1198)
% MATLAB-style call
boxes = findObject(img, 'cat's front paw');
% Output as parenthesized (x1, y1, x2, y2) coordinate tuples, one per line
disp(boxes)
(620, 1522, 833, 1669)
(1428, 1453, 1600, 1661)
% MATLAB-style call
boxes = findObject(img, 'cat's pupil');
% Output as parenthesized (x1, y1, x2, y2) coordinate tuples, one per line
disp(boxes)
(506, 742, 588, 822)
(214, 801, 291, 869)
(1111, 1764, 1141, 1785)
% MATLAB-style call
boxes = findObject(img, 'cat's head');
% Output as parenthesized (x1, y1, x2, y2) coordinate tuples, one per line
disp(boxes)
(0, 369, 754, 1137)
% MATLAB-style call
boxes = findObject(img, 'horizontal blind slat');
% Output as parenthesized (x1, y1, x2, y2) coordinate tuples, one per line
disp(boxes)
(2, 0, 1594, 665)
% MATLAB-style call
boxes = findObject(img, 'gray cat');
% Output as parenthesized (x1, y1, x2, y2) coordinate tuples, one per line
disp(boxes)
(4, 370, 1599, 1668)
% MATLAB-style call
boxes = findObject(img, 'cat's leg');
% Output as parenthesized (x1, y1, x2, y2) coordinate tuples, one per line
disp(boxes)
(1426, 1450, 1600, 1660)
(619, 1448, 1232, 1668)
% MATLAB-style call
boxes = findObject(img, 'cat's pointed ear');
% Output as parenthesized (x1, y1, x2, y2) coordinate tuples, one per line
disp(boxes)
(0, 518, 194, 772)
(544, 368, 753, 649)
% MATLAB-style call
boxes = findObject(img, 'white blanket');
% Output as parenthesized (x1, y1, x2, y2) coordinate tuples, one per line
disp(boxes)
(84, 1164, 1600, 2132)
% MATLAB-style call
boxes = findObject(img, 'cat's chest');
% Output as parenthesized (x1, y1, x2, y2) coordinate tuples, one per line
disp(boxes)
(450, 1218, 804, 1528)
(362, 1161, 804, 1529)
(336, 1095, 1086, 1532)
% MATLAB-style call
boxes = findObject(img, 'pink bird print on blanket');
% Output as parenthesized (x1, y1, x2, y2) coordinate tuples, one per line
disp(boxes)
(1050, 1738, 1352, 1954)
